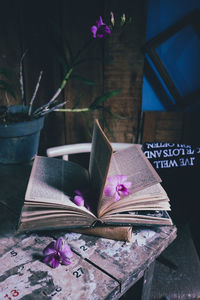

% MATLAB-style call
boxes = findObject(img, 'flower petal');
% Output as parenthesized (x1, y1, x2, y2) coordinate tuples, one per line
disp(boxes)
(62, 244, 74, 259)
(104, 184, 116, 197)
(61, 256, 72, 266)
(117, 175, 127, 183)
(43, 253, 60, 268)
(114, 193, 121, 202)
(43, 241, 56, 256)
(91, 25, 97, 38)
(107, 176, 119, 185)
(74, 189, 82, 196)
(50, 256, 60, 269)
(85, 203, 91, 211)
(104, 174, 131, 202)
(74, 195, 84, 206)
(121, 189, 130, 196)
(43, 254, 54, 265)
(97, 16, 104, 26)
(91, 16, 111, 39)
(55, 237, 63, 252)
(124, 181, 132, 189)
(104, 25, 111, 35)
(97, 33, 104, 38)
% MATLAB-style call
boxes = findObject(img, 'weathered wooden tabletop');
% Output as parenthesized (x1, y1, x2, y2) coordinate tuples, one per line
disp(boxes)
(0, 163, 177, 300)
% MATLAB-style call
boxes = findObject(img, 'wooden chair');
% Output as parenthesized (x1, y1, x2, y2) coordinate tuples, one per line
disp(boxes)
(46, 143, 200, 300)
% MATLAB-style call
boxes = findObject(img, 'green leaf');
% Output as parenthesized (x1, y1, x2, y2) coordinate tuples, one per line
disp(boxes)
(74, 57, 101, 66)
(89, 89, 122, 109)
(72, 93, 83, 109)
(71, 75, 96, 85)
(57, 55, 68, 71)
(82, 111, 92, 137)
(74, 55, 113, 67)
(0, 68, 13, 81)
(0, 80, 16, 99)
(103, 106, 127, 120)
(73, 39, 93, 66)
(103, 117, 114, 137)
(49, 19, 72, 66)
(109, 111, 127, 120)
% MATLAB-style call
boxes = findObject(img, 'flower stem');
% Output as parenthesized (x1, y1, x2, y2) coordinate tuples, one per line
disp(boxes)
(47, 67, 73, 105)
(60, 68, 73, 90)
(56, 107, 91, 112)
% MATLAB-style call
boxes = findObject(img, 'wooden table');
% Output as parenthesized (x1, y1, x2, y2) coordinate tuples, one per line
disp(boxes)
(0, 163, 177, 300)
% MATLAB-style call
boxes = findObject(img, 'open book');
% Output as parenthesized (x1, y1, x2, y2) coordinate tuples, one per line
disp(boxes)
(17, 120, 172, 233)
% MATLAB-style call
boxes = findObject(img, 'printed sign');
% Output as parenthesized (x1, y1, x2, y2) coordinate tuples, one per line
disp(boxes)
(143, 143, 200, 169)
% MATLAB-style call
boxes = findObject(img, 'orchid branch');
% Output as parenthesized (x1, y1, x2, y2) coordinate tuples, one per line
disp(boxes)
(72, 39, 93, 66)
(34, 101, 66, 117)
(3, 14, 127, 126)
(34, 16, 114, 119)
(46, 67, 73, 104)
(32, 68, 73, 117)
(55, 107, 91, 112)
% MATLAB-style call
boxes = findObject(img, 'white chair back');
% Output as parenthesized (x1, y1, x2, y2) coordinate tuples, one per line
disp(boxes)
(47, 143, 132, 160)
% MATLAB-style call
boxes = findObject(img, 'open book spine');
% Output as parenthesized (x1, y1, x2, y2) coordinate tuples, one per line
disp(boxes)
(71, 226, 132, 242)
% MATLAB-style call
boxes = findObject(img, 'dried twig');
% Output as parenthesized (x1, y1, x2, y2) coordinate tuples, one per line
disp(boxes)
(32, 67, 73, 117)
(19, 50, 28, 107)
(47, 87, 62, 105)
(28, 70, 43, 116)
(32, 102, 50, 116)
(33, 101, 66, 117)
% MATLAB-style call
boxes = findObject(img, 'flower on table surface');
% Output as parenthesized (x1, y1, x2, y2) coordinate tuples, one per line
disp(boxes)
(73, 189, 91, 210)
(43, 237, 73, 268)
(91, 16, 111, 39)
(104, 175, 132, 202)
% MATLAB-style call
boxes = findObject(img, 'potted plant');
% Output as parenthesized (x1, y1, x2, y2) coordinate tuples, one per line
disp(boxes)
(0, 57, 66, 164)
(0, 13, 129, 164)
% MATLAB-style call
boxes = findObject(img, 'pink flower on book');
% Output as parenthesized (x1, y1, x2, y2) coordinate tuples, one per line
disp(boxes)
(91, 16, 111, 38)
(74, 190, 85, 207)
(73, 189, 91, 210)
(104, 175, 132, 202)
(43, 237, 73, 268)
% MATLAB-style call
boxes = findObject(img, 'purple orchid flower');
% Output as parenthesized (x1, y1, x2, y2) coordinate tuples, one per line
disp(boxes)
(74, 190, 85, 206)
(104, 175, 132, 202)
(43, 237, 73, 268)
(73, 189, 91, 210)
(91, 16, 111, 38)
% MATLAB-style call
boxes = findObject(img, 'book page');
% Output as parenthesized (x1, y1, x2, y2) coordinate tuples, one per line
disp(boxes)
(99, 183, 170, 217)
(17, 156, 98, 232)
(88, 120, 113, 212)
(98, 145, 162, 216)
(101, 210, 173, 226)
(25, 156, 89, 209)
